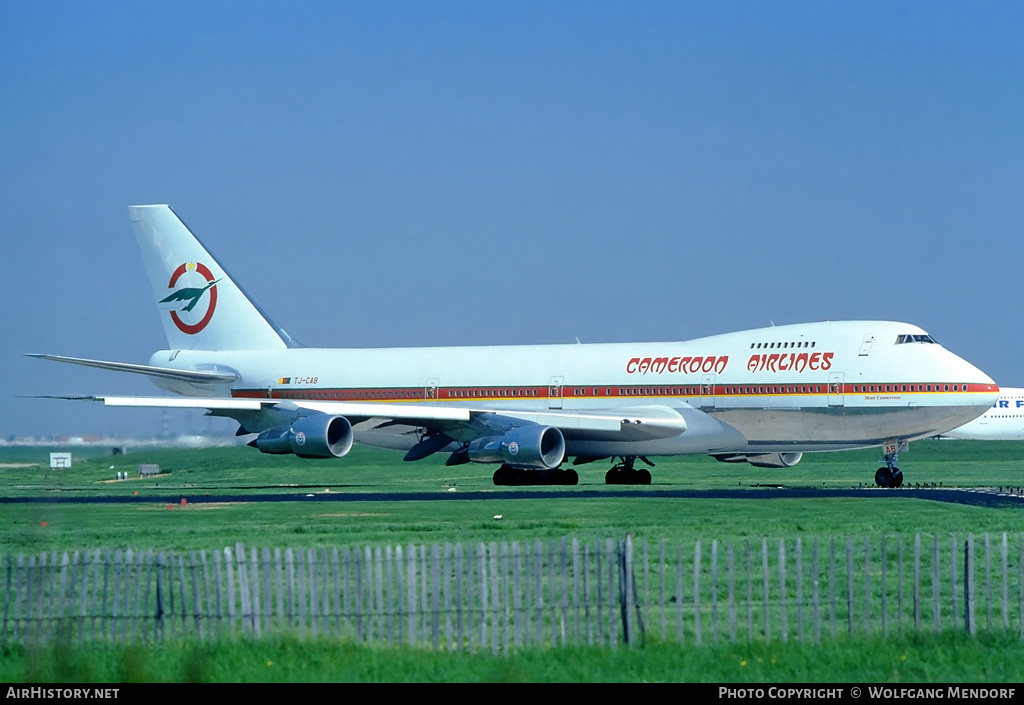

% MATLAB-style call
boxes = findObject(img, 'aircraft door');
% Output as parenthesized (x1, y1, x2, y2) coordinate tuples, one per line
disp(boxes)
(549, 376, 564, 409)
(700, 374, 716, 409)
(828, 372, 845, 407)
(425, 377, 440, 401)
(858, 335, 875, 356)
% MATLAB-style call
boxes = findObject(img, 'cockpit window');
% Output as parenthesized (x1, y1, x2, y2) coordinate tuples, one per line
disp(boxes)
(896, 334, 938, 344)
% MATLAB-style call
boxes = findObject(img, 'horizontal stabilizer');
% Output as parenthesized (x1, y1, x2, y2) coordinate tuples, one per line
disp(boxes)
(98, 396, 266, 410)
(26, 354, 238, 384)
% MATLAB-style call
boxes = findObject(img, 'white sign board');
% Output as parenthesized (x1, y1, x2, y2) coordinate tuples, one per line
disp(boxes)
(50, 452, 72, 469)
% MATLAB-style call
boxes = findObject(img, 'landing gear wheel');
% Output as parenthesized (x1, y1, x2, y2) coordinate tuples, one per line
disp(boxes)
(875, 467, 892, 488)
(493, 465, 515, 486)
(604, 457, 651, 485)
(494, 466, 579, 486)
(874, 447, 905, 488)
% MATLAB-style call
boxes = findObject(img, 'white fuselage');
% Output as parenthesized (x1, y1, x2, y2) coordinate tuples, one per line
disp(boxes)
(149, 319, 997, 458)
(943, 387, 1024, 440)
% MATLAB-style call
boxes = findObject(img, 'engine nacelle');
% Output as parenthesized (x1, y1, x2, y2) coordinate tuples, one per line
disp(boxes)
(252, 414, 354, 459)
(713, 452, 803, 468)
(467, 425, 566, 469)
(747, 452, 803, 468)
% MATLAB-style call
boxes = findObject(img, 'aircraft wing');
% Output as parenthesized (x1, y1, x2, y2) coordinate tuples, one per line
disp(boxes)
(85, 395, 471, 422)
(59, 395, 686, 440)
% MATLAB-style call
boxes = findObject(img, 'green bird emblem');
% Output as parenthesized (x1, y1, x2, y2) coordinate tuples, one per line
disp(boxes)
(160, 279, 220, 312)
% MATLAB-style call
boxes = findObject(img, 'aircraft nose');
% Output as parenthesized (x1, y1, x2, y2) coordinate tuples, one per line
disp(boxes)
(972, 387, 999, 415)
(957, 357, 998, 413)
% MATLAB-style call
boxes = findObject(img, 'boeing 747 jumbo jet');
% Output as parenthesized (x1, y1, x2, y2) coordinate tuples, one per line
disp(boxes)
(31, 206, 998, 488)
(942, 388, 1024, 440)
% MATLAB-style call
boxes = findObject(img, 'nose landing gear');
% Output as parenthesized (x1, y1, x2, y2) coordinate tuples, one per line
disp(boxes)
(874, 449, 904, 488)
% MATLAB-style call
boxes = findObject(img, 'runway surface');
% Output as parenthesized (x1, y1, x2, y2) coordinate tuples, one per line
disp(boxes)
(3, 486, 1024, 508)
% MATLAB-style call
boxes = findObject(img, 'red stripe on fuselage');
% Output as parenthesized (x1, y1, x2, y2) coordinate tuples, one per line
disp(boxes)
(229, 382, 997, 402)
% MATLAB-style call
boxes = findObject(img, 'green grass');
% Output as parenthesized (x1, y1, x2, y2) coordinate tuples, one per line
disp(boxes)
(5, 439, 1024, 496)
(3, 631, 1022, 682)
(5, 495, 1024, 555)
(3, 441, 1024, 683)
(3, 441, 1024, 553)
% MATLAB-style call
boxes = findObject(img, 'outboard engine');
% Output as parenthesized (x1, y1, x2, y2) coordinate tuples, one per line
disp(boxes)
(467, 425, 566, 469)
(251, 413, 354, 459)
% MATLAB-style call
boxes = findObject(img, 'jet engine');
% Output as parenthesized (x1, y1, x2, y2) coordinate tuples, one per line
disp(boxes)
(713, 452, 803, 468)
(746, 452, 803, 468)
(466, 425, 566, 469)
(250, 413, 354, 459)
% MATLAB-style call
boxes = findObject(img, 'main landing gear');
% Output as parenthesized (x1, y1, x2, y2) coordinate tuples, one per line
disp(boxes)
(492, 465, 579, 486)
(874, 450, 904, 489)
(604, 456, 653, 485)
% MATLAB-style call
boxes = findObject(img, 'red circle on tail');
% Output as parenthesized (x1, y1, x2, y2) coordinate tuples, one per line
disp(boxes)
(167, 262, 218, 334)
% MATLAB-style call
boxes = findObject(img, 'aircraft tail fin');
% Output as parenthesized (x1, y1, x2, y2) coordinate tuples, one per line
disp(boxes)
(129, 205, 298, 351)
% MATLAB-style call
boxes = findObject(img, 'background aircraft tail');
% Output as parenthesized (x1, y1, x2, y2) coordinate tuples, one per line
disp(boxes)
(129, 205, 297, 351)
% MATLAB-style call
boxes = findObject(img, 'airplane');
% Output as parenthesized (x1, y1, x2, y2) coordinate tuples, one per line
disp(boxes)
(941, 387, 1024, 440)
(29, 205, 999, 489)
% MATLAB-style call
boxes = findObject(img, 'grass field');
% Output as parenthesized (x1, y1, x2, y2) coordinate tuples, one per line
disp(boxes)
(2, 440, 1023, 682)
(5, 438, 1024, 495)
(3, 632, 1023, 683)
(2, 441, 1023, 553)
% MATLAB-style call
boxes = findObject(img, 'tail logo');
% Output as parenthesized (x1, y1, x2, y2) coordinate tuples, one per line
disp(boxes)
(161, 262, 220, 334)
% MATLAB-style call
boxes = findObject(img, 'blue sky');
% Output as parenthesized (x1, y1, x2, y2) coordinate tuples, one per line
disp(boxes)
(2, 2, 1022, 439)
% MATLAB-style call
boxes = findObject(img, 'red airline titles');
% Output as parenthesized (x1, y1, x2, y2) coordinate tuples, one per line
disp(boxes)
(624, 352, 835, 375)
(626, 355, 729, 375)
(746, 352, 833, 373)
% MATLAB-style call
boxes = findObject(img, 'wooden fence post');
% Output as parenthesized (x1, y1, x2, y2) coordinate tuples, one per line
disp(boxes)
(965, 534, 975, 636)
(745, 539, 752, 642)
(829, 538, 836, 640)
(621, 535, 634, 646)
(711, 540, 719, 643)
(932, 536, 940, 632)
(571, 538, 581, 645)
(1000, 533, 1008, 631)
(728, 542, 737, 643)
(154, 550, 165, 641)
(605, 538, 617, 648)
(863, 537, 871, 635)
(795, 538, 803, 643)
(694, 540, 702, 646)
(846, 536, 854, 636)
(676, 542, 684, 645)
(376, 546, 387, 646)
(985, 533, 992, 632)
(812, 539, 820, 644)
(489, 542, 499, 654)
(405, 544, 416, 647)
(761, 539, 769, 643)
(951, 534, 958, 632)
(447, 543, 456, 651)
(778, 539, 787, 642)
